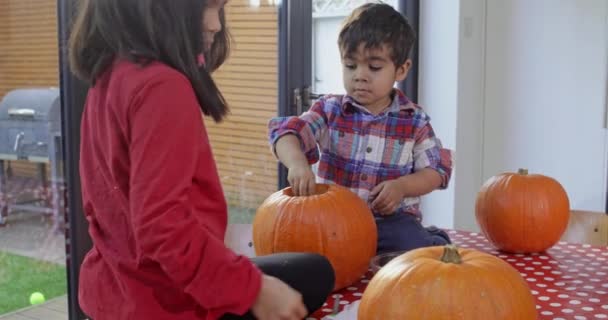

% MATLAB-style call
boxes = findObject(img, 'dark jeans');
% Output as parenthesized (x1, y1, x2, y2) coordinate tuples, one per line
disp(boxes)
(221, 253, 335, 319)
(376, 212, 451, 254)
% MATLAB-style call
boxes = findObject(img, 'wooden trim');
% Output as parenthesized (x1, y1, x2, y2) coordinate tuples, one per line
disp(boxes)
(560, 210, 608, 246)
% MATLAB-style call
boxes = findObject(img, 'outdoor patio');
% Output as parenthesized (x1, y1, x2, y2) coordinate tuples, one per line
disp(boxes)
(0, 296, 67, 320)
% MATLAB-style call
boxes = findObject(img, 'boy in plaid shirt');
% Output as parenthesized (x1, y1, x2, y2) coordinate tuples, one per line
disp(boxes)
(268, 2, 453, 254)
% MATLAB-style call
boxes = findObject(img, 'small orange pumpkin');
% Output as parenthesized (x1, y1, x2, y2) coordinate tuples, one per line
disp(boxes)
(252, 184, 377, 291)
(475, 168, 570, 253)
(358, 245, 538, 320)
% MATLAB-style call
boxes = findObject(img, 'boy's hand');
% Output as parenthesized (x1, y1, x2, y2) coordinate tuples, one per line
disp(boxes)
(288, 165, 316, 196)
(369, 180, 405, 215)
(275, 135, 316, 196)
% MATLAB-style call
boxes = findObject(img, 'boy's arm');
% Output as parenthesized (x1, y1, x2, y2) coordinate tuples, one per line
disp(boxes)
(394, 168, 443, 197)
(275, 135, 317, 195)
(268, 100, 331, 195)
(371, 111, 452, 214)
(408, 115, 452, 192)
(371, 168, 442, 215)
(274, 134, 309, 169)
(399, 115, 453, 196)
(268, 100, 330, 165)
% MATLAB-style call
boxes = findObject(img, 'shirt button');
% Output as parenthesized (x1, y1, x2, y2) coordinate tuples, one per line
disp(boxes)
(366, 147, 372, 153)
(339, 131, 345, 137)
(361, 174, 367, 181)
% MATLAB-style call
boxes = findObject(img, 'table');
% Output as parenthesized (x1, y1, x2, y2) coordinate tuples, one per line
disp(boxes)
(310, 230, 608, 319)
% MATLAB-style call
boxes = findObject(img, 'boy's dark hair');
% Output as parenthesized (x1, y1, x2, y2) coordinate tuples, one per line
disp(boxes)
(338, 2, 416, 66)
(68, 0, 231, 122)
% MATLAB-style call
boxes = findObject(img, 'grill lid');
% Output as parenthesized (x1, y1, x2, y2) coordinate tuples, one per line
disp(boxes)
(0, 87, 60, 121)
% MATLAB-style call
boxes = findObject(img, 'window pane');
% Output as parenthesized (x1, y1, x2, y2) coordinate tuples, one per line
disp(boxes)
(0, 0, 68, 317)
(211, 0, 280, 224)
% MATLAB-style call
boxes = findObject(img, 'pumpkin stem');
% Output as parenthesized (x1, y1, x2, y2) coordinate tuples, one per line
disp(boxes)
(517, 168, 528, 175)
(440, 245, 462, 264)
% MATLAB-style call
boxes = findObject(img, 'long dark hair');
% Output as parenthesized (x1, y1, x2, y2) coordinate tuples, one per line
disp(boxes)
(68, 0, 231, 122)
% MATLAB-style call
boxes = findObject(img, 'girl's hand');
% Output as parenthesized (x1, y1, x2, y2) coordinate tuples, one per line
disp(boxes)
(251, 275, 308, 320)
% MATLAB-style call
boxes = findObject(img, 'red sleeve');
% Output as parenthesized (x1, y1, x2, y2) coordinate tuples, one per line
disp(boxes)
(127, 70, 261, 316)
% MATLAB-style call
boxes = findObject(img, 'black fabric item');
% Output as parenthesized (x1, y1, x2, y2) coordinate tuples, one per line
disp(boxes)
(376, 212, 451, 254)
(220, 252, 335, 319)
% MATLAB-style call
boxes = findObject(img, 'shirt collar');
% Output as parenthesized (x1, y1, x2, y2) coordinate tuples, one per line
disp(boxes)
(341, 89, 416, 115)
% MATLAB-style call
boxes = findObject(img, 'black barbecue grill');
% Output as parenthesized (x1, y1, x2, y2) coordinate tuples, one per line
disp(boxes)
(0, 87, 65, 232)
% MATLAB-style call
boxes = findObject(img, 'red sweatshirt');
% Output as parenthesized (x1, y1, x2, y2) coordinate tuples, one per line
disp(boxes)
(78, 60, 261, 320)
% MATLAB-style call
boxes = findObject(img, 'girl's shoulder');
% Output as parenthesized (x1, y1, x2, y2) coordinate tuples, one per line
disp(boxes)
(111, 59, 189, 87)
(99, 59, 193, 106)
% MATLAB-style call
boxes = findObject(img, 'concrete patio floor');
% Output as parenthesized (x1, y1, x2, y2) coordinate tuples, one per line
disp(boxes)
(0, 296, 67, 320)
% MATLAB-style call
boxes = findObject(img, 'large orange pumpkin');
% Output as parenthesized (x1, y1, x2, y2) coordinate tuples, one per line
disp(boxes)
(475, 168, 570, 253)
(358, 245, 538, 320)
(252, 184, 377, 291)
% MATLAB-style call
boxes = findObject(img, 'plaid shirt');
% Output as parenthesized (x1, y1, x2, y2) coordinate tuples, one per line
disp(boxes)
(268, 90, 453, 218)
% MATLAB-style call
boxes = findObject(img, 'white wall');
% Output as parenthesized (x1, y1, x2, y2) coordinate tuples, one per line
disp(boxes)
(482, 0, 608, 214)
(453, 0, 487, 231)
(422, 0, 608, 232)
(417, 0, 460, 228)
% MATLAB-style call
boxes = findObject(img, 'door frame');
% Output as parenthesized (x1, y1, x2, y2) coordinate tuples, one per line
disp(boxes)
(277, 0, 313, 188)
(57, 0, 92, 319)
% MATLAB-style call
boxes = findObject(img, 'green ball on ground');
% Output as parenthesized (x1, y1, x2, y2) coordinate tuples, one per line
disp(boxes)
(29, 292, 45, 305)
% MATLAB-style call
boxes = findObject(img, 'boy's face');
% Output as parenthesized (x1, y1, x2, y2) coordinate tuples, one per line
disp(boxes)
(341, 43, 411, 113)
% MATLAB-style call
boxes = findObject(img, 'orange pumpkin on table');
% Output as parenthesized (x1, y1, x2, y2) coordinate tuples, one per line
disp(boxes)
(252, 183, 377, 291)
(358, 245, 538, 320)
(475, 168, 570, 253)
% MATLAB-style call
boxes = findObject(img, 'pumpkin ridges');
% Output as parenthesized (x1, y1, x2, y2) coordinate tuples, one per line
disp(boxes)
(525, 178, 544, 251)
(276, 197, 314, 252)
(342, 187, 376, 283)
(314, 200, 326, 266)
(321, 192, 341, 264)
(475, 170, 570, 253)
(271, 193, 293, 253)
(359, 246, 538, 320)
(252, 194, 277, 254)
(537, 178, 570, 241)
(253, 184, 377, 291)
(466, 255, 536, 319)
(325, 188, 376, 288)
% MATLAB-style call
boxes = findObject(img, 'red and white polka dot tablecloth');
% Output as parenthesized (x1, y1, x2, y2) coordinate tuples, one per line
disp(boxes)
(310, 229, 608, 320)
